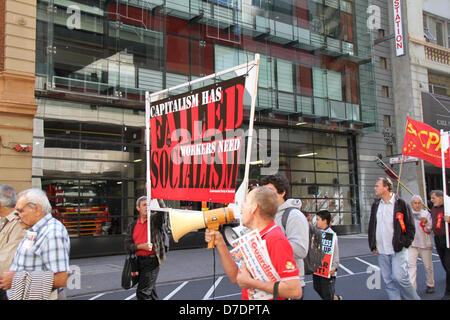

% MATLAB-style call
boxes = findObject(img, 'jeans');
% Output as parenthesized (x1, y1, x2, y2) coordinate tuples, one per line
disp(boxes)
(378, 248, 420, 300)
(136, 255, 160, 300)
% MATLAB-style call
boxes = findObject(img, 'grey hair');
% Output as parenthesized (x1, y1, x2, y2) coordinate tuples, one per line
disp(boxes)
(411, 195, 423, 203)
(136, 196, 147, 207)
(0, 184, 17, 208)
(17, 188, 52, 215)
(430, 190, 443, 198)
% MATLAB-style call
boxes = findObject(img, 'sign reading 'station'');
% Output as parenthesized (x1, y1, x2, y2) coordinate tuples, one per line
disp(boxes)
(393, 0, 405, 56)
(149, 76, 246, 203)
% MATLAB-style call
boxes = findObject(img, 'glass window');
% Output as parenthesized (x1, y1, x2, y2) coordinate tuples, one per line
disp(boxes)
(215, 45, 240, 73)
(436, 21, 444, 46)
(327, 70, 343, 101)
(166, 34, 190, 74)
(36, 0, 163, 100)
(447, 23, 450, 48)
(265, 128, 356, 225)
(35, 117, 145, 238)
(191, 40, 214, 77)
(313, 68, 342, 101)
(277, 59, 294, 93)
(313, 68, 327, 98)
(259, 55, 275, 89)
(291, 171, 316, 184)
(296, 65, 313, 96)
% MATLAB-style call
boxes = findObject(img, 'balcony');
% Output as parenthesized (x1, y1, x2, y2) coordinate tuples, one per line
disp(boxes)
(410, 35, 450, 67)
(425, 43, 450, 66)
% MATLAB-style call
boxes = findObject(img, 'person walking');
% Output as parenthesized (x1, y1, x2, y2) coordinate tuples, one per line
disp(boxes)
(313, 210, 342, 300)
(407, 195, 434, 294)
(0, 185, 25, 300)
(0, 188, 70, 299)
(429, 190, 450, 300)
(205, 186, 302, 300)
(124, 196, 167, 300)
(260, 173, 309, 297)
(368, 177, 420, 300)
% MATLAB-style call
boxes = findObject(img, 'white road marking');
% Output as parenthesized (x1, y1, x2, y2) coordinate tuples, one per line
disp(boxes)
(88, 292, 107, 300)
(163, 281, 189, 300)
(355, 257, 379, 269)
(202, 276, 224, 300)
(124, 293, 136, 300)
(338, 263, 354, 275)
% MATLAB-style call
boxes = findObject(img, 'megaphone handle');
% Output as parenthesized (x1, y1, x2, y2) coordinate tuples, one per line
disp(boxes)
(207, 225, 219, 249)
(207, 234, 216, 249)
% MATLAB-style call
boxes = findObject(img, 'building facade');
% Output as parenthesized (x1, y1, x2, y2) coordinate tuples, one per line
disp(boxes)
(387, 0, 450, 207)
(1, 0, 406, 257)
(0, 0, 37, 192)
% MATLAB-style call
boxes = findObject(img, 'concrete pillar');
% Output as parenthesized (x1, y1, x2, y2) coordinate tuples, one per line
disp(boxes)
(389, 0, 427, 201)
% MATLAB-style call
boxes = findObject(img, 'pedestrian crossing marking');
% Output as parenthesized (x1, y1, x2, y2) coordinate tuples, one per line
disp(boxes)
(163, 281, 189, 300)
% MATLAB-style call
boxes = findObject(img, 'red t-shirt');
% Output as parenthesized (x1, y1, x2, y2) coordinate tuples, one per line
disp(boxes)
(241, 222, 299, 300)
(133, 218, 155, 256)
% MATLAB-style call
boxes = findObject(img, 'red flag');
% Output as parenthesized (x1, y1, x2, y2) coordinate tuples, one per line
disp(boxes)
(402, 117, 450, 168)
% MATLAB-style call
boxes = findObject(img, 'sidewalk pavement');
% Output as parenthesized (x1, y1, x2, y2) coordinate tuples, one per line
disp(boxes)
(66, 233, 371, 298)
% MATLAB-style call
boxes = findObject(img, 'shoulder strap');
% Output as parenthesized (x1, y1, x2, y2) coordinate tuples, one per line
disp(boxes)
(281, 207, 295, 231)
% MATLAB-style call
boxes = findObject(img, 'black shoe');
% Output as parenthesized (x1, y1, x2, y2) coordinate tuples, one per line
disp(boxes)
(441, 294, 450, 300)
(426, 286, 435, 294)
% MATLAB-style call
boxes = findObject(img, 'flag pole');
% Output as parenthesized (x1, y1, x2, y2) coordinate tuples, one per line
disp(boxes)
(145, 91, 152, 248)
(440, 130, 449, 248)
(396, 155, 404, 195)
(397, 116, 410, 196)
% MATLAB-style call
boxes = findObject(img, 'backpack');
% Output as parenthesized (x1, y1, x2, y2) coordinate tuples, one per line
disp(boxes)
(281, 207, 325, 275)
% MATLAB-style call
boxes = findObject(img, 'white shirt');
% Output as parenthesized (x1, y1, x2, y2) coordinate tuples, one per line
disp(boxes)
(376, 193, 395, 255)
(411, 209, 433, 249)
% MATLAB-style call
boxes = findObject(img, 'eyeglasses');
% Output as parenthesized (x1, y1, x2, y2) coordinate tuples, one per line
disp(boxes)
(14, 202, 36, 216)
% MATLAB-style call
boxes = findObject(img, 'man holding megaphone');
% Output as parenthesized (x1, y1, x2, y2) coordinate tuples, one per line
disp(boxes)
(205, 187, 302, 300)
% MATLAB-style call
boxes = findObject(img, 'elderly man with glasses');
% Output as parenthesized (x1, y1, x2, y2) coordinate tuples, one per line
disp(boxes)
(0, 188, 70, 300)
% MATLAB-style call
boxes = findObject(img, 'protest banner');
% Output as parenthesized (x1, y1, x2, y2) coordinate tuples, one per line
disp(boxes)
(314, 230, 336, 278)
(144, 54, 260, 242)
(148, 76, 246, 203)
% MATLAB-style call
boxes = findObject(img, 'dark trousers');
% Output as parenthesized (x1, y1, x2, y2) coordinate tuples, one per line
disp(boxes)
(312, 274, 336, 300)
(0, 289, 8, 300)
(435, 235, 450, 295)
(136, 255, 160, 300)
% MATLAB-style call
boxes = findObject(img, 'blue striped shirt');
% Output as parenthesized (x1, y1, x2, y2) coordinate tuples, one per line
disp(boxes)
(10, 214, 70, 273)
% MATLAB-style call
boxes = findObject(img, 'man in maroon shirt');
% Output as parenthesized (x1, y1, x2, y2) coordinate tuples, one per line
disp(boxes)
(430, 190, 450, 300)
(205, 186, 302, 300)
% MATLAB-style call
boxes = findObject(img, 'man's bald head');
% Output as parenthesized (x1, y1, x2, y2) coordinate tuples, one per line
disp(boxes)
(247, 186, 279, 221)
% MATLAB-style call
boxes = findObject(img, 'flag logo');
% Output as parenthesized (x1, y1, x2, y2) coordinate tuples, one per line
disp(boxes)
(402, 117, 450, 168)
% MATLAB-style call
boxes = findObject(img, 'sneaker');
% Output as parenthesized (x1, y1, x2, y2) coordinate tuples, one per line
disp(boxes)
(426, 286, 435, 294)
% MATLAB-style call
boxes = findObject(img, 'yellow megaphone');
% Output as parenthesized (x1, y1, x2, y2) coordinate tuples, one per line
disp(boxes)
(169, 207, 234, 249)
